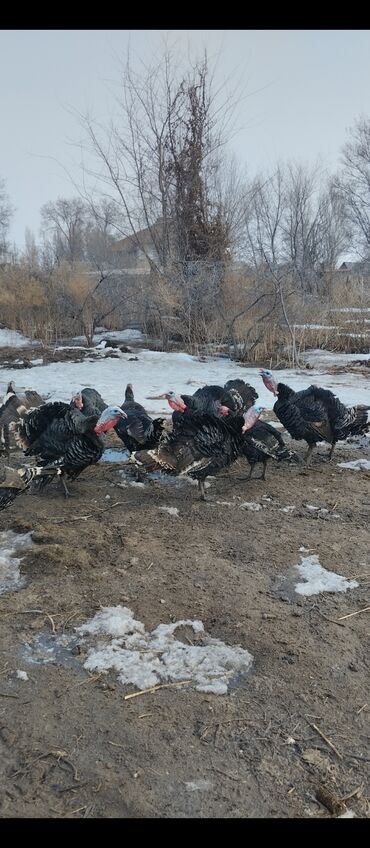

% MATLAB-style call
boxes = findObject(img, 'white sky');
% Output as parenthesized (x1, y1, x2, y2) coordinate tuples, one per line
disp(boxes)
(2, 29, 370, 249)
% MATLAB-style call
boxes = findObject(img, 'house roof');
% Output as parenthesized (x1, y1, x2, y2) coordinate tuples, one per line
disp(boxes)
(112, 219, 164, 253)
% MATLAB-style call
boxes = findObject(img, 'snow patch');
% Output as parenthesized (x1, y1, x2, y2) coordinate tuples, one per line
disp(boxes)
(0, 328, 37, 348)
(185, 780, 213, 791)
(76, 606, 253, 695)
(239, 502, 262, 511)
(0, 531, 33, 595)
(16, 670, 29, 680)
(294, 555, 358, 596)
(337, 459, 370, 471)
(0, 349, 369, 415)
(159, 506, 180, 517)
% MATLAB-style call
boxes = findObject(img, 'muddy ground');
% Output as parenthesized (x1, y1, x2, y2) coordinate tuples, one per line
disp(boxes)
(0, 429, 369, 819)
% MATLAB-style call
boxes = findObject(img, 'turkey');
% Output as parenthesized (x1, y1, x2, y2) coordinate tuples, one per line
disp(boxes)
(149, 389, 230, 418)
(150, 378, 258, 419)
(79, 387, 108, 417)
(240, 407, 301, 479)
(260, 369, 370, 463)
(131, 408, 247, 500)
(0, 381, 46, 458)
(114, 383, 167, 453)
(9, 403, 127, 497)
(223, 379, 259, 414)
(0, 464, 62, 512)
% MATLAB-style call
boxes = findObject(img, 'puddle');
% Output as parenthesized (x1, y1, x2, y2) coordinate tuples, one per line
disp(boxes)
(21, 631, 82, 670)
(100, 448, 130, 463)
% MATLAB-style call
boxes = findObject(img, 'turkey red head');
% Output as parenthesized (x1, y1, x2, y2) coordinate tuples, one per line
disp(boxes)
(259, 369, 278, 396)
(94, 406, 128, 434)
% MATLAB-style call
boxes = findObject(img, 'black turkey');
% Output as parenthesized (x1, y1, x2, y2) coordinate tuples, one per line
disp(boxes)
(260, 369, 370, 462)
(0, 381, 46, 458)
(115, 383, 166, 452)
(131, 408, 246, 500)
(79, 387, 108, 417)
(242, 420, 301, 479)
(10, 403, 127, 497)
(0, 464, 62, 512)
(152, 379, 258, 419)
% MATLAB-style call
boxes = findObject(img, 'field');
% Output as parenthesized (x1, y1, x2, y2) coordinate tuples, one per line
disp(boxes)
(0, 344, 369, 818)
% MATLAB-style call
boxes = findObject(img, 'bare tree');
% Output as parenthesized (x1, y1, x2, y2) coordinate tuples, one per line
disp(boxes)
(333, 115, 370, 257)
(40, 197, 87, 266)
(75, 47, 242, 341)
(0, 177, 14, 258)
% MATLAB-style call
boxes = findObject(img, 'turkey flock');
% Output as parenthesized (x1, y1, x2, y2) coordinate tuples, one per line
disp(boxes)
(0, 371, 368, 511)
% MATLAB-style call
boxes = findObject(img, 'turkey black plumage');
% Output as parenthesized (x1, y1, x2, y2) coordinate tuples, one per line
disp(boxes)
(79, 387, 108, 417)
(131, 408, 246, 499)
(0, 464, 62, 512)
(9, 403, 127, 497)
(241, 420, 301, 479)
(0, 380, 46, 458)
(151, 379, 258, 419)
(115, 383, 166, 452)
(260, 369, 370, 462)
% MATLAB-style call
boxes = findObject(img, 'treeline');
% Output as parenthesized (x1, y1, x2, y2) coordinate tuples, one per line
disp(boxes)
(1, 51, 370, 363)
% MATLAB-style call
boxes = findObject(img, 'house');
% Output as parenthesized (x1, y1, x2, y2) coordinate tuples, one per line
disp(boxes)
(111, 219, 165, 275)
(339, 260, 370, 276)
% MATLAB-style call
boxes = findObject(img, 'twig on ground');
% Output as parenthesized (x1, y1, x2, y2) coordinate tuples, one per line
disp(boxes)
(49, 501, 133, 523)
(306, 721, 343, 760)
(335, 606, 370, 621)
(124, 680, 192, 700)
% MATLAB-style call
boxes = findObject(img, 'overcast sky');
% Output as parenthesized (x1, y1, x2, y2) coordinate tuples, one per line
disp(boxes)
(1, 29, 370, 249)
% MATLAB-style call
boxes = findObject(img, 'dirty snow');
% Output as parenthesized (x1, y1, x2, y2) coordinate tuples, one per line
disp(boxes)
(0, 328, 38, 348)
(0, 348, 369, 418)
(294, 555, 359, 596)
(16, 670, 29, 680)
(0, 530, 33, 595)
(76, 606, 253, 695)
(337, 459, 370, 471)
(159, 506, 180, 517)
(303, 348, 370, 366)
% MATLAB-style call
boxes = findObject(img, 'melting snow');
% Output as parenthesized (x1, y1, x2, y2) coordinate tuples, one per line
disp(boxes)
(0, 347, 369, 415)
(239, 502, 262, 511)
(185, 780, 213, 791)
(337, 459, 370, 471)
(294, 555, 358, 596)
(16, 670, 29, 680)
(159, 506, 180, 517)
(76, 606, 253, 695)
(0, 531, 33, 595)
(0, 328, 37, 348)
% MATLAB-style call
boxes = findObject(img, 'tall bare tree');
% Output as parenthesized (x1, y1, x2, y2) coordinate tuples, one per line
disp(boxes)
(333, 115, 370, 257)
(0, 177, 14, 259)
